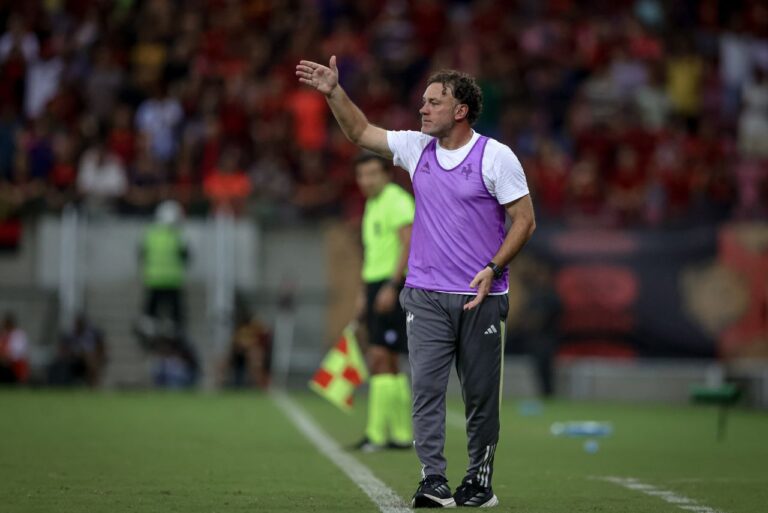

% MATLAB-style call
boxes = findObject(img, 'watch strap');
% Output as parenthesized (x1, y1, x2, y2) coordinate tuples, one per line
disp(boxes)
(486, 262, 503, 279)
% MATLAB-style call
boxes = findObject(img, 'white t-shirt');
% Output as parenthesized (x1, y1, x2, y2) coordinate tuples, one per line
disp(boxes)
(386, 130, 529, 204)
(77, 149, 128, 198)
(7, 328, 28, 361)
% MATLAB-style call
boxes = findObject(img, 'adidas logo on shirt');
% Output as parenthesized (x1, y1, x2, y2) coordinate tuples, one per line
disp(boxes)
(484, 325, 498, 335)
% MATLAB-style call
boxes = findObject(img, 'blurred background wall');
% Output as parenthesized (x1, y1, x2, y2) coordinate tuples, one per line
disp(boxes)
(0, 0, 766, 403)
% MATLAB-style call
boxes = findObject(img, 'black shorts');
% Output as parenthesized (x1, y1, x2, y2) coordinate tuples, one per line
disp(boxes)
(365, 280, 408, 353)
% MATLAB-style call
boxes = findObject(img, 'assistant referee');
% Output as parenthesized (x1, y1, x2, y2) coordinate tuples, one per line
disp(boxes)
(353, 153, 414, 452)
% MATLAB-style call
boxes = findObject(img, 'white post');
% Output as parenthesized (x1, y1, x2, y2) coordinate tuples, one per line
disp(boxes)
(58, 204, 83, 329)
(206, 208, 236, 389)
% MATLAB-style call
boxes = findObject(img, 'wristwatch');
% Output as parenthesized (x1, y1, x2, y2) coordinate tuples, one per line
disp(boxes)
(486, 262, 504, 279)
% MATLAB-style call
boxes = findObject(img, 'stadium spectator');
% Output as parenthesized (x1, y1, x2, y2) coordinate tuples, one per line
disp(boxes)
(46, 130, 79, 211)
(24, 118, 54, 184)
(0, 311, 29, 384)
(24, 39, 64, 120)
(248, 148, 295, 222)
(290, 151, 341, 219)
(530, 140, 570, 221)
(135, 82, 183, 165)
(0, 14, 39, 64)
(633, 64, 671, 131)
(666, 38, 704, 126)
(107, 105, 137, 167)
(150, 329, 199, 389)
(85, 46, 124, 124)
(220, 310, 271, 389)
(0, 105, 19, 181)
(77, 138, 128, 214)
(608, 145, 647, 225)
(196, 114, 224, 179)
(733, 157, 767, 220)
(121, 151, 166, 216)
(287, 86, 328, 152)
(48, 314, 107, 387)
(719, 15, 754, 119)
(566, 153, 605, 224)
(581, 63, 622, 125)
(203, 146, 252, 216)
(738, 69, 768, 159)
(508, 261, 561, 398)
(0, 14, 38, 111)
(170, 148, 206, 217)
(131, 26, 168, 90)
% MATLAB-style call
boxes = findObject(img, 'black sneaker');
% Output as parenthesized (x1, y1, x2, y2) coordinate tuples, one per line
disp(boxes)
(412, 474, 456, 508)
(386, 440, 412, 450)
(453, 475, 498, 508)
(350, 437, 385, 453)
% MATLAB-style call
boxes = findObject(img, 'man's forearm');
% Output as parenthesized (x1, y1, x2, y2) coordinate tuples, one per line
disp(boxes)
(490, 195, 536, 269)
(326, 86, 369, 144)
(491, 217, 535, 268)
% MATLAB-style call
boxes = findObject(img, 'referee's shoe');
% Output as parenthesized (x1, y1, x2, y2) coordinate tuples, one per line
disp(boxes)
(411, 475, 456, 508)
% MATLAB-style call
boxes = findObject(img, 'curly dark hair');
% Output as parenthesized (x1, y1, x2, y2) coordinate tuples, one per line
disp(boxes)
(426, 70, 483, 126)
(353, 152, 390, 171)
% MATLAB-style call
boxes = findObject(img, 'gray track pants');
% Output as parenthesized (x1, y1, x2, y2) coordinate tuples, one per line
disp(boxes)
(400, 287, 508, 487)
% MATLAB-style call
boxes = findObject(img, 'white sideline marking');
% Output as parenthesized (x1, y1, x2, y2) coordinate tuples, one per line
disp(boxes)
(670, 478, 762, 484)
(272, 392, 411, 513)
(599, 476, 727, 513)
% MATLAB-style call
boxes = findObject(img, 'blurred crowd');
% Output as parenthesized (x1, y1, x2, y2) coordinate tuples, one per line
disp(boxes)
(1, 0, 767, 231)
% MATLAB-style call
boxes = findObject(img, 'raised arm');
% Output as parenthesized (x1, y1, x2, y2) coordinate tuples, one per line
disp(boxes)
(296, 56, 392, 158)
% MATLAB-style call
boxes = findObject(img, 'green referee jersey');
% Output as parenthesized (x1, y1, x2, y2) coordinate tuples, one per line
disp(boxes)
(361, 182, 415, 283)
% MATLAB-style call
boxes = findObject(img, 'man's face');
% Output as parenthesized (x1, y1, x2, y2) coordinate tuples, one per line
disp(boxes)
(419, 82, 461, 137)
(355, 160, 389, 198)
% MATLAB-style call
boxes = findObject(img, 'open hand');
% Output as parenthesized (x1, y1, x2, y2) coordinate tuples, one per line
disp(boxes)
(463, 267, 494, 311)
(296, 56, 339, 96)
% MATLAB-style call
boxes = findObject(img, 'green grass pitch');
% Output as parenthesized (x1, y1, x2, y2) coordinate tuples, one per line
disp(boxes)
(1, 390, 766, 512)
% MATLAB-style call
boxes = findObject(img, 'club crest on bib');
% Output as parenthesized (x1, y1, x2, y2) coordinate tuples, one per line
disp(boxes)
(460, 164, 473, 179)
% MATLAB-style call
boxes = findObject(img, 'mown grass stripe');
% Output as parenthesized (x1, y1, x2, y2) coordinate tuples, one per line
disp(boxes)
(273, 392, 411, 513)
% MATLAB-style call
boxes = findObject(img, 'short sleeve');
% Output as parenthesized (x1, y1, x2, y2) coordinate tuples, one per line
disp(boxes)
(387, 130, 432, 178)
(484, 142, 529, 205)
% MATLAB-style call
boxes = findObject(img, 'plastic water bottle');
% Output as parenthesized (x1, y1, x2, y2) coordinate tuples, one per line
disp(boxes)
(550, 421, 613, 438)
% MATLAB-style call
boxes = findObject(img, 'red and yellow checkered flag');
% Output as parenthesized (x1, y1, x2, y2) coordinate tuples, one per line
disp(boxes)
(309, 324, 369, 412)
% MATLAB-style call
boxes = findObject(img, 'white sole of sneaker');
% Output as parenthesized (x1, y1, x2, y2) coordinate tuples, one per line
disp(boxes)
(412, 494, 457, 508)
(479, 494, 499, 508)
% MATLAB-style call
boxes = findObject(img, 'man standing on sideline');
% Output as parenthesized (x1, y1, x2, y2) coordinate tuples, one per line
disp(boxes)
(297, 56, 535, 508)
(353, 153, 414, 453)
(139, 200, 189, 333)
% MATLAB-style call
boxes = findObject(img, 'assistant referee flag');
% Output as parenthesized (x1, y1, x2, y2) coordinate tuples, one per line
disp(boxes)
(309, 324, 369, 412)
